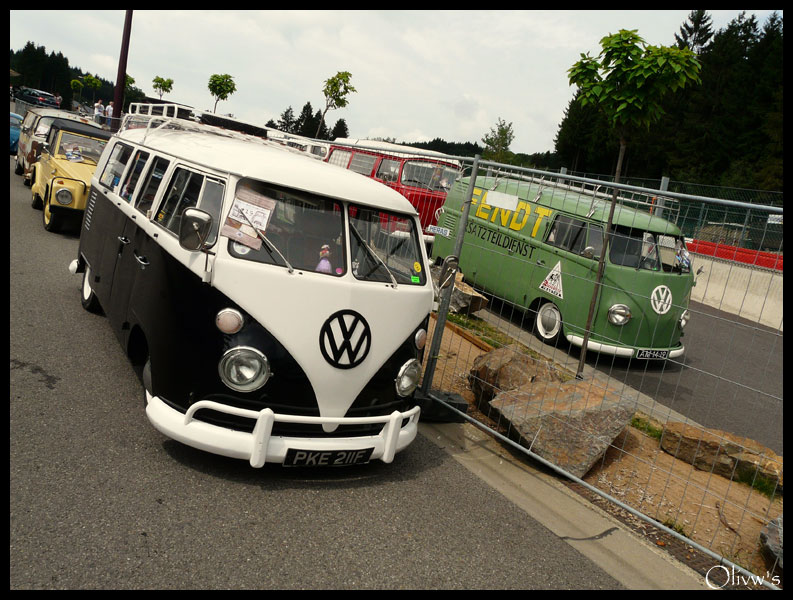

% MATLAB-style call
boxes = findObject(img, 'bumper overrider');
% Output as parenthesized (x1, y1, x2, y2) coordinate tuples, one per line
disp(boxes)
(145, 392, 421, 467)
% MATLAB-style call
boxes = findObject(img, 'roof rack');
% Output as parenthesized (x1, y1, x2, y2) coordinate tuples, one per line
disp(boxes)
(123, 103, 271, 145)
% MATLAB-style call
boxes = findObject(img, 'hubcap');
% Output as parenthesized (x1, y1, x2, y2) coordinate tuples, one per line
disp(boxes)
(538, 304, 561, 338)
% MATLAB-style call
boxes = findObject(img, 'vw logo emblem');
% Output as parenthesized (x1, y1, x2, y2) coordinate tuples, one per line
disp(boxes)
(319, 310, 371, 369)
(650, 285, 673, 315)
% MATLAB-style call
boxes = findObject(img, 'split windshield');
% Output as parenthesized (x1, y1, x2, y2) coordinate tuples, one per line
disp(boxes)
(226, 179, 426, 284)
(609, 227, 690, 273)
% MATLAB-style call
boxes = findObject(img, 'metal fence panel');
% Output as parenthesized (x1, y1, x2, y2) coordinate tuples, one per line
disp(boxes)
(421, 155, 782, 589)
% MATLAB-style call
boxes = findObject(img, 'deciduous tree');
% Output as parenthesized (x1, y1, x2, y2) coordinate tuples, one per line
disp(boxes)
(208, 73, 236, 113)
(315, 71, 356, 138)
(568, 28, 702, 376)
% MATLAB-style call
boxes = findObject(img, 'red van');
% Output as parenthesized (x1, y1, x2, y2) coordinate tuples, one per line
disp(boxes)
(325, 138, 461, 245)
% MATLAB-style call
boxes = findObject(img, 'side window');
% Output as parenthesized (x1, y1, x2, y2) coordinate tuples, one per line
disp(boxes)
(546, 215, 588, 254)
(587, 223, 604, 258)
(376, 158, 401, 182)
(22, 112, 37, 130)
(348, 153, 377, 176)
(99, 142, 134, 191)
(34, 117, 54, 137)
(155, 167, 204, 234)
(119, 150, 150, 203)
(135, 157, 170, 216)
(154, 167, 225, 243)
(200, 179, 225, 245)
(327, 149, 352, 168)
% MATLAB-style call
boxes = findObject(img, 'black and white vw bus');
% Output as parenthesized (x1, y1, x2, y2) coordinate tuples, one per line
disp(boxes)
(70, 104, 434, 467)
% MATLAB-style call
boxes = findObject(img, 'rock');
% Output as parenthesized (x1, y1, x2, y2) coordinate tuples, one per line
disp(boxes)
(660, 422, 783, 493)
(760, 515, 783, 572)
(467, 344, 563, 407)
(487, 378, 634, 478)
(431, 266, 488, 315)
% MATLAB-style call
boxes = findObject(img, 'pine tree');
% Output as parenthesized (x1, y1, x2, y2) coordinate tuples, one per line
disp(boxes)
(674, 10, 714, 54)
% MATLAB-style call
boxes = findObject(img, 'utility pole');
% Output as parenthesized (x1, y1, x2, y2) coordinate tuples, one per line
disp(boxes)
(111, 10, 133, 132)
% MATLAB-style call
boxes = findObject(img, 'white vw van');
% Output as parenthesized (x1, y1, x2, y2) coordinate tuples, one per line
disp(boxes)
(71, 105, 434, 467)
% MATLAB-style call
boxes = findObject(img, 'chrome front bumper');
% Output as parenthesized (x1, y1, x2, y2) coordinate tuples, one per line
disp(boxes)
(145, 394, 421, 467)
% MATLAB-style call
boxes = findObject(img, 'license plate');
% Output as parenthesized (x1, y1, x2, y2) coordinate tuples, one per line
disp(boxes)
(284, 448, 374, 467)
(636, 349, 669, 360)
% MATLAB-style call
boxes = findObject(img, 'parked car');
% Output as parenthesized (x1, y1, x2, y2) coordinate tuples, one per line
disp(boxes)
(30, 119, 111, 232)
(14, 107, 103, 184)
(10, 112, 23, 154)
(15, 87, 59, 108)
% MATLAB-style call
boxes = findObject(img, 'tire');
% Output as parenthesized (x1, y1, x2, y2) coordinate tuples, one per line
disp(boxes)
(142, 358, 153, 407)
(14, 154, 23, 175)
(80, 265, 102, 314)
(534, 301, 563, 347)
(42, 192, 62, 232)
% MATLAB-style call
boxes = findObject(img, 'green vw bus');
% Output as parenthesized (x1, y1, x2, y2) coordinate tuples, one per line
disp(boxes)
(431, 176, 694, 360)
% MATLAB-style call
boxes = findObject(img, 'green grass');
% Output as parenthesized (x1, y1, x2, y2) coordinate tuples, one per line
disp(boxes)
(630, 415, 664, 440)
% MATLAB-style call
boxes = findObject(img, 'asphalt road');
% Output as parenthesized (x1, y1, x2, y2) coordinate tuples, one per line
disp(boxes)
(9, 156, 624, 590)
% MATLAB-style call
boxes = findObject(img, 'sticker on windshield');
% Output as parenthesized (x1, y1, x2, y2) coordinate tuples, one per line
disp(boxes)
(539, 261, 564, 299)
(220, 186, 276, 250)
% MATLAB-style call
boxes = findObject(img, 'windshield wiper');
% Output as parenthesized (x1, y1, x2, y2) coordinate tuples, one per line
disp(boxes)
(237, 210, 294, 273)
(350, 223, 398, 287)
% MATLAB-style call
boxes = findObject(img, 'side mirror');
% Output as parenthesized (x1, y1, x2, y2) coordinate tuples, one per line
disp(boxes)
(179, 207, 213, 251)
(581, 246, 597, 260)
(438, 255, 459, 290)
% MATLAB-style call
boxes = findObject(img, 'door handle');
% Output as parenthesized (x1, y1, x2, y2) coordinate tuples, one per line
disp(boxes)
(134, 252, 149, 269)
(536, 259, 546, 266)
(118, 236, 130, 244)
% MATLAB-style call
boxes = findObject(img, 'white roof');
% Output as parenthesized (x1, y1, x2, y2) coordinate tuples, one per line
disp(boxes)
(24, 107, 104, 128)
(115, 125, 418, 215)
(331, 137, 461, 167)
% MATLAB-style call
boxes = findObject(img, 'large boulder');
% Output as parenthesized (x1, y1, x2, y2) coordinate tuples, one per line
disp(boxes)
(760, 515, 783, 573)
(469, 345, 633, 478)
(431, 267, 488, 315)
(660, 422, 783, 494)
(467, 344, 562, 407)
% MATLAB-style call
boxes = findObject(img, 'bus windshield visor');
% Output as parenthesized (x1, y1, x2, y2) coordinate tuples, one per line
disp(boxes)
(349, 205, 426, 286)
(401, 161, 461, 192)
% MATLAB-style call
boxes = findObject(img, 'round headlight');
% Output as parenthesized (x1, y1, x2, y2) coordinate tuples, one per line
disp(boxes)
(608, 304, 632, 326)
(218, 346, 271, 392)
(679, 309, 691, 330)
(395, 359, 422, 397)
(55, 188, 73, 205)
(216, 308, 244, 334)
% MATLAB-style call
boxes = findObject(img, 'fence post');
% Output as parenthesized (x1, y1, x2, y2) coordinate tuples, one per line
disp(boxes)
(420, 155, 481, 396)
(656, 175, 669, 219)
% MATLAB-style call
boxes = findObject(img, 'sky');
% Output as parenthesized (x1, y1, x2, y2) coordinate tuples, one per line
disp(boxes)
(9, 10, 782, 155)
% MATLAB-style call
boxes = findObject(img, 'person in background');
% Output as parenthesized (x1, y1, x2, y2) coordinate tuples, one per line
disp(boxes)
(94, 99, 104, 125)
(54, 91, 62, 108)
(106, 101, 114, 126)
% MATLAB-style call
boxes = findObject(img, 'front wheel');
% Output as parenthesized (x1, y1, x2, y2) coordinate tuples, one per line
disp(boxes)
(42, 193, 63, 232)
(80, 265, 102, 314)
(534, 301, 563, 347)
